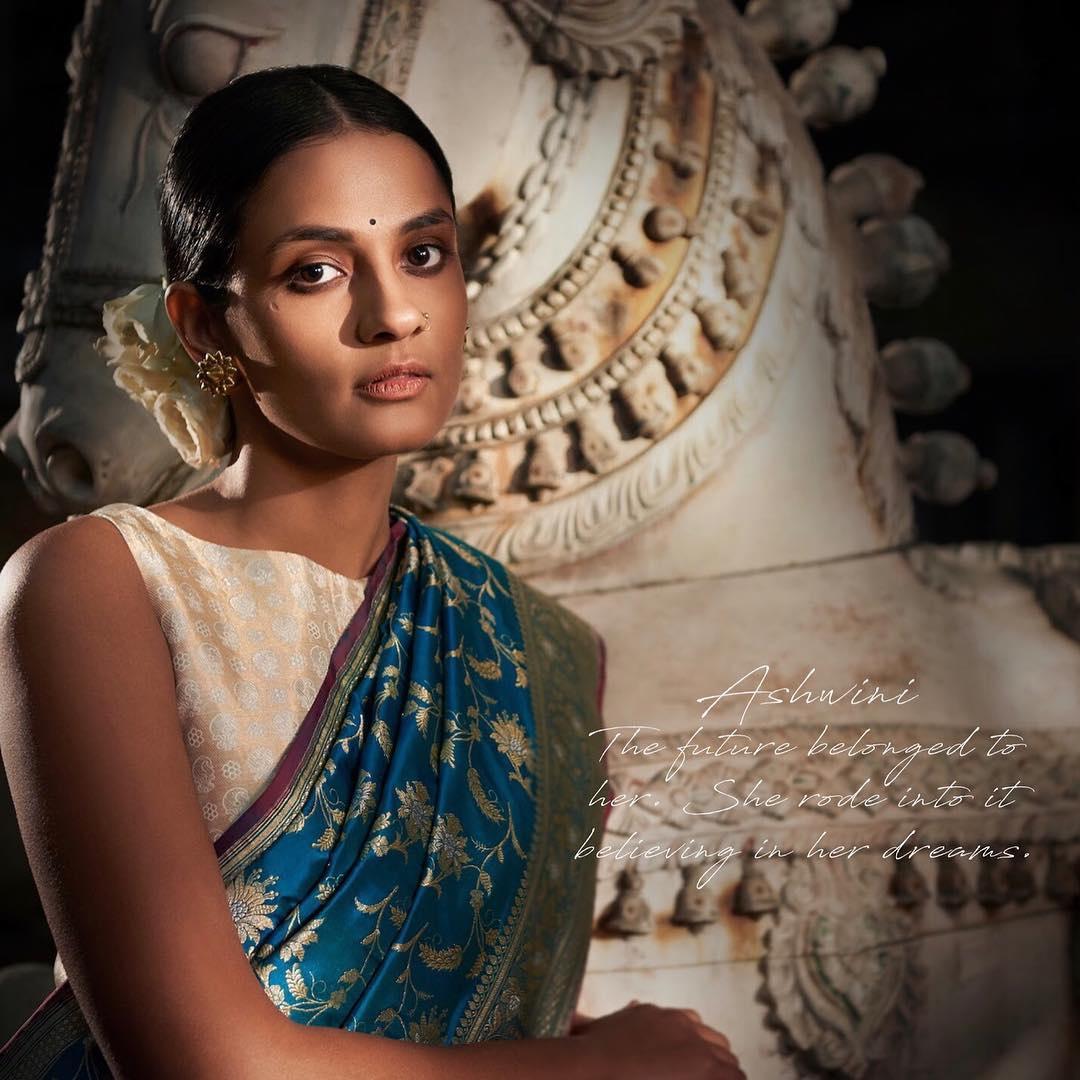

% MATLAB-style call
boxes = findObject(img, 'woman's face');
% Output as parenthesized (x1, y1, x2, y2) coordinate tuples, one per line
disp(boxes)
(217, 127, 466, 463)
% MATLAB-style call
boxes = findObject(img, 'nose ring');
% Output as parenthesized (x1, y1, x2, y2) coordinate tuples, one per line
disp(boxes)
(421, 311, 430, 333)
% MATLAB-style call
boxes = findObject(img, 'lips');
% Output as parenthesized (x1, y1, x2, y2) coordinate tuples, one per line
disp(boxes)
(357, 360, 432, 387)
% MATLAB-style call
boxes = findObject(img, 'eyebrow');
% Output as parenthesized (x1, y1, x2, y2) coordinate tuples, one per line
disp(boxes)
(264, 207, 455, 256)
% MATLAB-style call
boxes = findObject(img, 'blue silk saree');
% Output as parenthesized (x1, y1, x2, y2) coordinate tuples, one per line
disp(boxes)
(0, 503, 608, 1077)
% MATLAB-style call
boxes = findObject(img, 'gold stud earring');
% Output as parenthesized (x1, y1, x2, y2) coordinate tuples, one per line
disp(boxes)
(195, 349, 240, 396)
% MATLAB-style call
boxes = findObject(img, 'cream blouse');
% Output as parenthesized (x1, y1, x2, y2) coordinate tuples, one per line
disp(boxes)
(87, 502, 370, 843)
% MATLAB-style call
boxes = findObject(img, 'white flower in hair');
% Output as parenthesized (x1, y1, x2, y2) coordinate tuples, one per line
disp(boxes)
(94, 280, 231, 469)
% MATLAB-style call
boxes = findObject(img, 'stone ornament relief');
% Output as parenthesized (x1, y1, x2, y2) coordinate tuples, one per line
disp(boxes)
(762, 858, 923, 1080)
(501, 0, 697, 78)
(16, 0, 112, 383)
(591, 719, 1077, 1078)
(393, 16, 799, 571)
(350, 0, 425, 95)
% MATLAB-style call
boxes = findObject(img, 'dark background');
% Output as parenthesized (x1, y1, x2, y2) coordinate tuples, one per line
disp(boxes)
(1, 0, 1077, 551)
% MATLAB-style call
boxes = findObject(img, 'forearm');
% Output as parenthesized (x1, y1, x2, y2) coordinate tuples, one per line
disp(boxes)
(255, 1016, 602, 1080)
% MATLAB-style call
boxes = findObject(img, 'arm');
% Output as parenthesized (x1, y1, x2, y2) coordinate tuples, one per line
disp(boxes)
(0, 518, 608, 1080)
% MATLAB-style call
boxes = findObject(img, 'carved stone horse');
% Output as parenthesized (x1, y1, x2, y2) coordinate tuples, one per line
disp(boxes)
(4, 2, 1078, 1076)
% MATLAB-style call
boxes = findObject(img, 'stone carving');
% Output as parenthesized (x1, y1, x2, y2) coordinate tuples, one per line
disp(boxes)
(501, 0, 696, 77)
(899, 431, 998, 505)
(466, 74, 596, 295)
(731, 194, 781, 235)
(857, 214, 952, 308)
(827, 153, 925, 222)
(888, 859, 930, 909)
(598, 865, 654, 935)
(1035, 569, 1080, 643)
(731, 857, 779, 917)
(671, 864, 721, 930)
(762, 859, 923, 1079)
(653, 137, 705, 178)
(642, 204, 691, 242)
(351, 0, 426, 96)
(789, 45, 888, 129)
(742, 0, 851, 60)
(1044, 843, 1078, 905)
(934, 849, 972, 910)
(880, 338, 971, 415)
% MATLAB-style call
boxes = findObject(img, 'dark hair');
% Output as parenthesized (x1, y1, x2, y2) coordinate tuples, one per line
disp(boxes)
(160, 64, 456, 302)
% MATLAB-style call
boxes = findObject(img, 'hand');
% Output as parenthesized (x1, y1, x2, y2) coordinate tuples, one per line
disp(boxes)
(569, 999, 747, 1079)
(568, 1009, 593, 1035)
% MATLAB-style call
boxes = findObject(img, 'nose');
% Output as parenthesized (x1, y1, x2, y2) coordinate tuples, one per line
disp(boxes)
(351, 265, 427, 345)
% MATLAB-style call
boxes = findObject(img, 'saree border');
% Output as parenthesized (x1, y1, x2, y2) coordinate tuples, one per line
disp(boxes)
(452, 569, 554, 1042)
(520, 599, 606, 1037)
(0, 987, 91, 1079)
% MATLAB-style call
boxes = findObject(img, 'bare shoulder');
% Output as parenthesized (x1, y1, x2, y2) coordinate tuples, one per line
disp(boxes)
(0, 516, 285, 1078)
(0, 513, 147, 619)
(0, 518, 160, 716)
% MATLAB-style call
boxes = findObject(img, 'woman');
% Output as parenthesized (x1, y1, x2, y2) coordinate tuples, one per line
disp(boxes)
(0, 65, 745, 1078)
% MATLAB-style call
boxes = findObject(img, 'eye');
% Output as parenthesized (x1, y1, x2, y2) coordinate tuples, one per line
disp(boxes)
(287, 261, 345, 291)
(405, 242, 452, 272)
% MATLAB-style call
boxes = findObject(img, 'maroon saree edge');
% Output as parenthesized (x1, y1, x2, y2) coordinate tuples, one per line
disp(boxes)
(0, 976, 76, 1058)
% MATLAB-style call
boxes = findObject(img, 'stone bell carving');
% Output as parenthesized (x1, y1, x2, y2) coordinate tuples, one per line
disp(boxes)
(617, 358, 678, 440)
(574, 406, 621, 474)
(549, 315, 599, 372)
(660, 345, 711, 396)
(671, 864, 721, 931)
(525, 429, 569, 494)
(1006, 851, 1036, 905)
(452, 449, 498, 505)
(458, 358, 491, 414)
(403, 456, 455, 513)
(506, 337, 545, 397)
(976, 856, 1012, 911)
(731, 858, 779, 918)
(889, 859, 930, 910)
(721, 248, 757, 309)
(693, 298, 741, 351)
(598, 865, 654, 936)
(934, 849, 971, 911)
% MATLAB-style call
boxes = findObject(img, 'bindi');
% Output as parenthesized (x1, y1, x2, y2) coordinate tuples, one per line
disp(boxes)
(369, 218, 376, 225)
